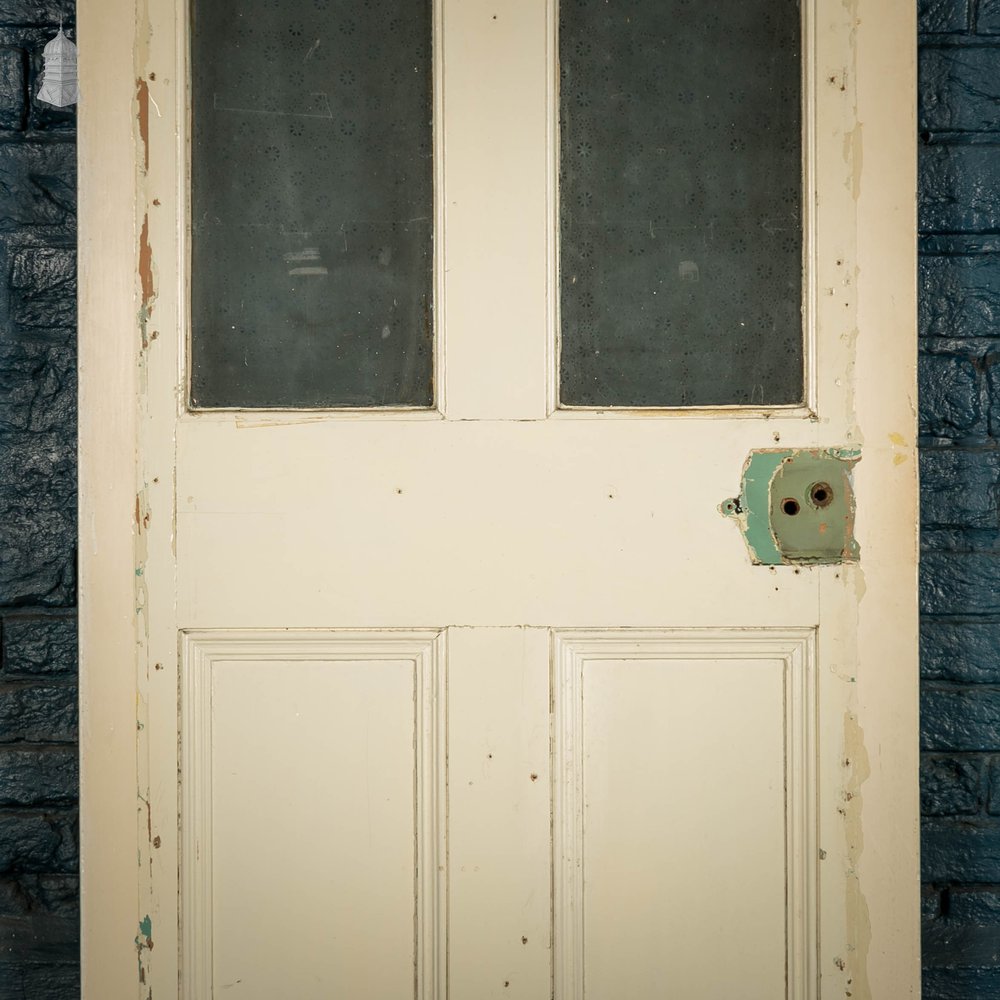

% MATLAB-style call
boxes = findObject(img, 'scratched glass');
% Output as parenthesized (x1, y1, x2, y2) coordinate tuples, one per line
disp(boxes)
(189, 0, 434, 408)
(559, 0, 803, 407)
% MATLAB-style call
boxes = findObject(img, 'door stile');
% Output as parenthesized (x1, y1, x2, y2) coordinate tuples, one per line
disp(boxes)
(78, 0, 143, 995)
(811, 0, 919, 993)
(133, 0, 185, 992)
(849, 0, 920, 993)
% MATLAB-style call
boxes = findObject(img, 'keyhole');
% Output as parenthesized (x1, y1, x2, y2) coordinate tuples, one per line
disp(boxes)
(781, 498, 800, 516)
(810, 482, 833, 508)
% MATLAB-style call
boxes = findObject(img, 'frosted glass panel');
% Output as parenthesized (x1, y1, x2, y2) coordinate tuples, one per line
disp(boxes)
(559, 0, 803, 407)
(190, 0, 434, 409)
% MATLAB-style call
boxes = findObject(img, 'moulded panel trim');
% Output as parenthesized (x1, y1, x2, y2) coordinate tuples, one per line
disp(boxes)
(551, 628, 818, 1000)
(178, 629, 448, 1000)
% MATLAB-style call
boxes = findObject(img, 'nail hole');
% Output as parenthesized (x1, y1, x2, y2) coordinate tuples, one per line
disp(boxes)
(781, 498, 800, 516)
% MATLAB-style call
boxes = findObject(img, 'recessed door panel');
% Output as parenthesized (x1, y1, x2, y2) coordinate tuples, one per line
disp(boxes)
(180, 633, 446, 1000)
(553, 631, 816, 1000)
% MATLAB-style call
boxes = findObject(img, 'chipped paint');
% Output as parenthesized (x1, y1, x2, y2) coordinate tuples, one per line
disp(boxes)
(133, 4, 172, 994)
(138, 214, 157, 351)
(720, 450, 785, 562)
(136, 78, 150, 174)
(136, 490, 152, 532)
(721, 448, 860, 564)
(140, 792, 152, 844)
(134, 489, 150, 637)
(138, 215, 154, 309)
(842, 711, 873, 998)
(135, 914, 154, 983)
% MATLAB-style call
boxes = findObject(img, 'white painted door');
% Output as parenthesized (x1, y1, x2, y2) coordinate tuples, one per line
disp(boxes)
(78, 1, 919, 998)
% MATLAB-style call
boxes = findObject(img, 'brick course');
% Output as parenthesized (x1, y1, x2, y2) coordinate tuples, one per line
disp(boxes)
(0, 3, 77, 996)
(920, 4, 1000, 994)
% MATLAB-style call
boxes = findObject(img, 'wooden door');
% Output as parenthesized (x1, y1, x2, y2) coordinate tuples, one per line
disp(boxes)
(78, 0, 919, 997)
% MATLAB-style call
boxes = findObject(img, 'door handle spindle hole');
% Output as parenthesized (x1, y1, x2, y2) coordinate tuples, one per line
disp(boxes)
(810, 482, 833, 508)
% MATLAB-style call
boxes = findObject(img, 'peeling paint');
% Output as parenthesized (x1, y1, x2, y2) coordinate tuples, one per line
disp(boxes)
(721, 448, 860, 564)
(135, 914, 154, 984)
(138, 215, 153, 306)
(136, 490, 152, 534)
(134, 486, 150, 638)
(134, 5, 163, 998)
(140, 793, 152, 843)
(843, 712, 872, 998)
(138, 214, 156, 351)
(136, 78, 150, 174)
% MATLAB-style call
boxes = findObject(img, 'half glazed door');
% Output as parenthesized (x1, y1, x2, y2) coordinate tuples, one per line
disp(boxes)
(78, 0, 919, 998)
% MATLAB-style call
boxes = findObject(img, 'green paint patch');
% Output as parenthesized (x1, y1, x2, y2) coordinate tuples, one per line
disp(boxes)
(135, 913, 153, 982)
(721, 448, 860, 565)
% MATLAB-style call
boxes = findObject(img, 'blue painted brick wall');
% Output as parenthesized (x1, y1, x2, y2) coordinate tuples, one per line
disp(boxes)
(921, 0, 1000, 995)
(0, 1, 77, 997)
